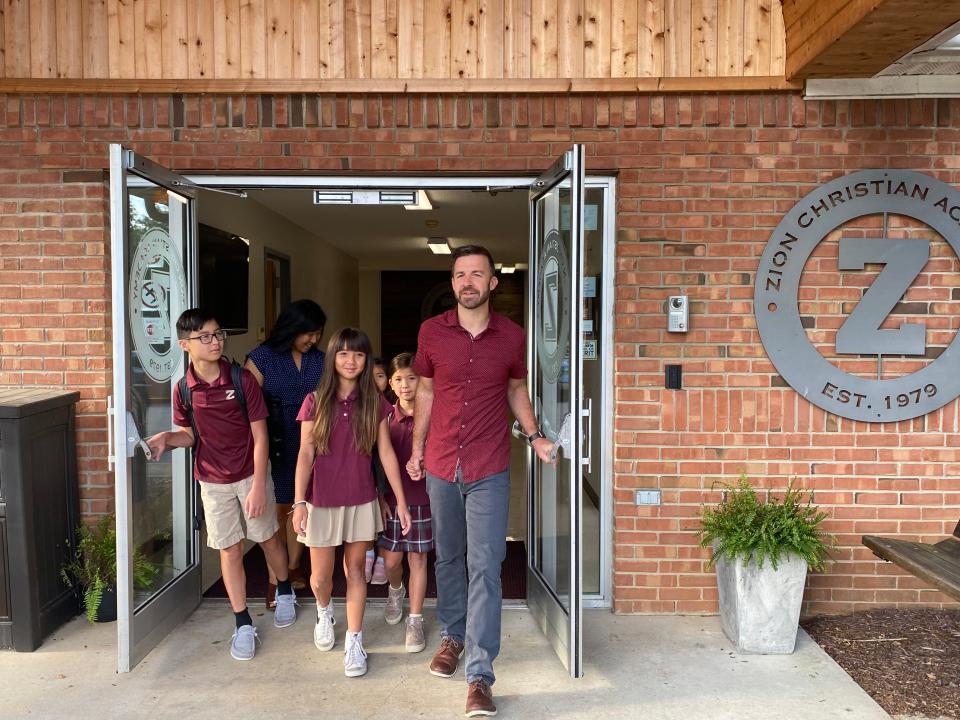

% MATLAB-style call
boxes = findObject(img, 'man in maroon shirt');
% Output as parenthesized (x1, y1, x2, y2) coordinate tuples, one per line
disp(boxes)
(146, 309, 297, 661)
(408, 246, 553, 717)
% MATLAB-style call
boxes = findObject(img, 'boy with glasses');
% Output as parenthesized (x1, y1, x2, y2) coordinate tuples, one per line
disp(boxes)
(146, 308, 298, 660)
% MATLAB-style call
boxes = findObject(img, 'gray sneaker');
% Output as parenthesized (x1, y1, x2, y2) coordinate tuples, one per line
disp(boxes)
(385, 583, 405, 625)
(405, 615, 425, 653)
(274, 591, 298, 628)
(230, 624, 258, 661)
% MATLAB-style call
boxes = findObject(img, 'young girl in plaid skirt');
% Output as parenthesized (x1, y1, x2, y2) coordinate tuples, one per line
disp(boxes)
(378, 352, 433, 652)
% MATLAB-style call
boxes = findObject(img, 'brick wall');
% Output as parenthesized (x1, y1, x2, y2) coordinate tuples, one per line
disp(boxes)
(0, 92, 957, 615)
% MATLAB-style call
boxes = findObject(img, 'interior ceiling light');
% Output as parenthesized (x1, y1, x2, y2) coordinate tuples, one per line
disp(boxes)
(427, 237, 452, 255)
(501, 265, 516, 274)
(313, 189, 416, 205)
(404, 191, 433, 211)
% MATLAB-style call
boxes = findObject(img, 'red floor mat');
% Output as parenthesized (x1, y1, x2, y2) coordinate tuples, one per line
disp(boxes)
(203, 540, 528, 601)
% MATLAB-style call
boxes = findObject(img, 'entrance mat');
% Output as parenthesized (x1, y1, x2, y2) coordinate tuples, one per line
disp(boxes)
(203, 539, 527, 601)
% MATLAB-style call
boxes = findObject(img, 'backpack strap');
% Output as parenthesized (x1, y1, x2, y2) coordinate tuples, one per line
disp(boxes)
(177, 375, 199, 448)
(230, 362, 250, 425)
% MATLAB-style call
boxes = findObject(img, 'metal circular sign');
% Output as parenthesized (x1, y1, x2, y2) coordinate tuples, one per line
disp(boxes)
(536, 228, 571, 384)
(755, 169, 960, 422)
(128, 227, 188, 382)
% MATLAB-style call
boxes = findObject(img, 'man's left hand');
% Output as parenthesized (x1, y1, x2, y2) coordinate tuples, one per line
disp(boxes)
(531, 437, 556, 466)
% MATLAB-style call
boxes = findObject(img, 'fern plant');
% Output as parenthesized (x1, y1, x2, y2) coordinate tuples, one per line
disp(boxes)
(699, 475, 834, 572)
(60, 514, 159, 623)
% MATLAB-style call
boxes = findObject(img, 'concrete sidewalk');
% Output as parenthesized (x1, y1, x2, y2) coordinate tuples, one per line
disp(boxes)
(0, 602, 889, 720)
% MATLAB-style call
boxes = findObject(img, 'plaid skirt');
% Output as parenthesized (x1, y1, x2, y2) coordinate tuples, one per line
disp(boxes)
(377, 503, 433, 554)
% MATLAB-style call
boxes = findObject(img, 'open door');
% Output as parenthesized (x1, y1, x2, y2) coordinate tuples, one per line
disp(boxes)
(108, 145, 201, 672)
(526, 145, 586, 677)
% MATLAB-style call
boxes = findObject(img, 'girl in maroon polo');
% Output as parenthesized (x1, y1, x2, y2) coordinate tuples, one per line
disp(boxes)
(291, 328, 411, 678)
(378, 352, 433, 653)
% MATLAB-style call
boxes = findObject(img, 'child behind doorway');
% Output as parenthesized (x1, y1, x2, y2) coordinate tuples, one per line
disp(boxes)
(364, 357, 391, 585)
(146, 308, 298, 661)
(379, 352, 433, 653)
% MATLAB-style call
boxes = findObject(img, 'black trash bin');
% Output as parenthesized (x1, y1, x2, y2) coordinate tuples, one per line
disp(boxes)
(0, 388, 81, 651)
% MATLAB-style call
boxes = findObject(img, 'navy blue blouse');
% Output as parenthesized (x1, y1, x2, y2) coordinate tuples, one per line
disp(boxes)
(247, 344, 325, 504)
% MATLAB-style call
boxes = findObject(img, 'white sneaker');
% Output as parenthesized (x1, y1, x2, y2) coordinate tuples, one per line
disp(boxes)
(343, 632, 368, 677)
(371, 556, 388, 584)
(385, 583, 405, 625)
(314, 604, 336, 651)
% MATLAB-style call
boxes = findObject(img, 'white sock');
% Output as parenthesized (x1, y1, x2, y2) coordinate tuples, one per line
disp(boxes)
(409, 613, 422, 619)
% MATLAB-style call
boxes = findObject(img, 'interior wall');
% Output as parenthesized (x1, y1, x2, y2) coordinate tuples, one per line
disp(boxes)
(358, 269, 382, 356)
(198, 192, 359, 360)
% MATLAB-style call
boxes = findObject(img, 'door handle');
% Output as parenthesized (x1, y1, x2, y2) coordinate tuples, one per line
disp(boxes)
(107, 394, 115, 470)
(125, 411, 153, 460)
(581, 397, 593, 474)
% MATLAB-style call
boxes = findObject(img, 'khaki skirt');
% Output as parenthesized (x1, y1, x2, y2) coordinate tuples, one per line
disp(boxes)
(297, 499, 383, 548)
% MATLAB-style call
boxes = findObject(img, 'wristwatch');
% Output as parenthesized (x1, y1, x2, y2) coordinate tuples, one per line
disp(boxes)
(526, 429, 546, 445)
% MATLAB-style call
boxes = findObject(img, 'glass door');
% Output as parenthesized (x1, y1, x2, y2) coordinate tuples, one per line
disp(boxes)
(527, 145, 586, 677)
(109, 145, 200, 672)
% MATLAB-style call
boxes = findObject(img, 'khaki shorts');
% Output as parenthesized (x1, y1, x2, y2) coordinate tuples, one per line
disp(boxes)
(297, 499, 383, 548)
(199, 475, 280, 550)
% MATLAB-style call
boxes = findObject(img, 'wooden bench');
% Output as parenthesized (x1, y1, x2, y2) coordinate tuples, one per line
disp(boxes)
(862, 520, 960, 602)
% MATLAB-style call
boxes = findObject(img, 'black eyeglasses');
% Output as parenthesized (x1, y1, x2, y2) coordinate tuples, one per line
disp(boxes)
(187, 330, 227, 344)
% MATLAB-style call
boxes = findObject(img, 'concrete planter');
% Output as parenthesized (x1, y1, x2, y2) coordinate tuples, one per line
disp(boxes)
(714, 550, 808, 654)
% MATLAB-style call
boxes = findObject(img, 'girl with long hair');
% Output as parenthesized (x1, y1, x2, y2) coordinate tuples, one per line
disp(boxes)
(292, 328, 411, 677)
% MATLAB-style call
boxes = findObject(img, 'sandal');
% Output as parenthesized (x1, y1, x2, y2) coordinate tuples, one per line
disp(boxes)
(288, 567, 307, 591)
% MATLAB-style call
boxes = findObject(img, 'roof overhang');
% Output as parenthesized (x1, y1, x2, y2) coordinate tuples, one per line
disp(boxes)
(782, 0, 960, 80)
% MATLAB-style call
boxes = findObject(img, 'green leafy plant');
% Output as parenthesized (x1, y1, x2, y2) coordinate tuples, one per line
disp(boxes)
(60, 514, 159, 623)
(699, 475, 834, 572)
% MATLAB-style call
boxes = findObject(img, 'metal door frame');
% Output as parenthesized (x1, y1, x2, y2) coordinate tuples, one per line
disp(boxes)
(109, 144, 201, 672)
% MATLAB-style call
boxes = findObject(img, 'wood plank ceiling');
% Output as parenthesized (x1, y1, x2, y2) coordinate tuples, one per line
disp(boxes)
(782, 0, 960, 80)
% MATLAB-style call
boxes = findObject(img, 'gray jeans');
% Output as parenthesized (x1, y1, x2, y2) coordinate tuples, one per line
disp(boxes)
(427, 467, 510, 685)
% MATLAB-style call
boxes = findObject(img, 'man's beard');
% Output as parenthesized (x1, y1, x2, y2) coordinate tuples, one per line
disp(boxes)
(456, 287, 489, 309)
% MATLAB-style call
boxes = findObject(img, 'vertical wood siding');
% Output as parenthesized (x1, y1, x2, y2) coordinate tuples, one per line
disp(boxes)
(0, 0, 786, 81)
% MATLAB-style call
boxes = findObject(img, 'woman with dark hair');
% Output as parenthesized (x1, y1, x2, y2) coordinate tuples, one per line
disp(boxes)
(245, 298, 327, 607)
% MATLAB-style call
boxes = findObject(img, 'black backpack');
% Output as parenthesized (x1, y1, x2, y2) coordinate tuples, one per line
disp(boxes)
(177, 362, 249, 446)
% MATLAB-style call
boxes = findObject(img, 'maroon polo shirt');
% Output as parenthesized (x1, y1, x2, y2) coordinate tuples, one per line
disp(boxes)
(297, 390, 392, 507)
(173, 358, 268, 484)
(384, 403, 429, 506)
(413, 308, 527, 483)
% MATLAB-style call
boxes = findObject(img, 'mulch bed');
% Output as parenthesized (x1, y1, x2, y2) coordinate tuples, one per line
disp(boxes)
(801, 609, 960, 719)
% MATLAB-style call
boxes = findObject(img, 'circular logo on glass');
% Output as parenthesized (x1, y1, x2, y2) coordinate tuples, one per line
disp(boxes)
(537, 229, 571, 384)
(755, 169, 960, 422)
(128, 227, 188, 382)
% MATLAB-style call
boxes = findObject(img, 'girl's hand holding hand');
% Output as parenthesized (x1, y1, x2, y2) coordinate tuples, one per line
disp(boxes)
(292, 503, 308, 537)
(378, 493, 392, 527)
(398, 503, 412, 536)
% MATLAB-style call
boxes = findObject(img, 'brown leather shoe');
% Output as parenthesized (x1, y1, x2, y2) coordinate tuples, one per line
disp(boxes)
(465, 679, 497, 717)
(429, 636, 465, 677)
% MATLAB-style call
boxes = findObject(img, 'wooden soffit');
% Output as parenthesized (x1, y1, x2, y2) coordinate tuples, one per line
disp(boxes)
(782, 0, 960, 80)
